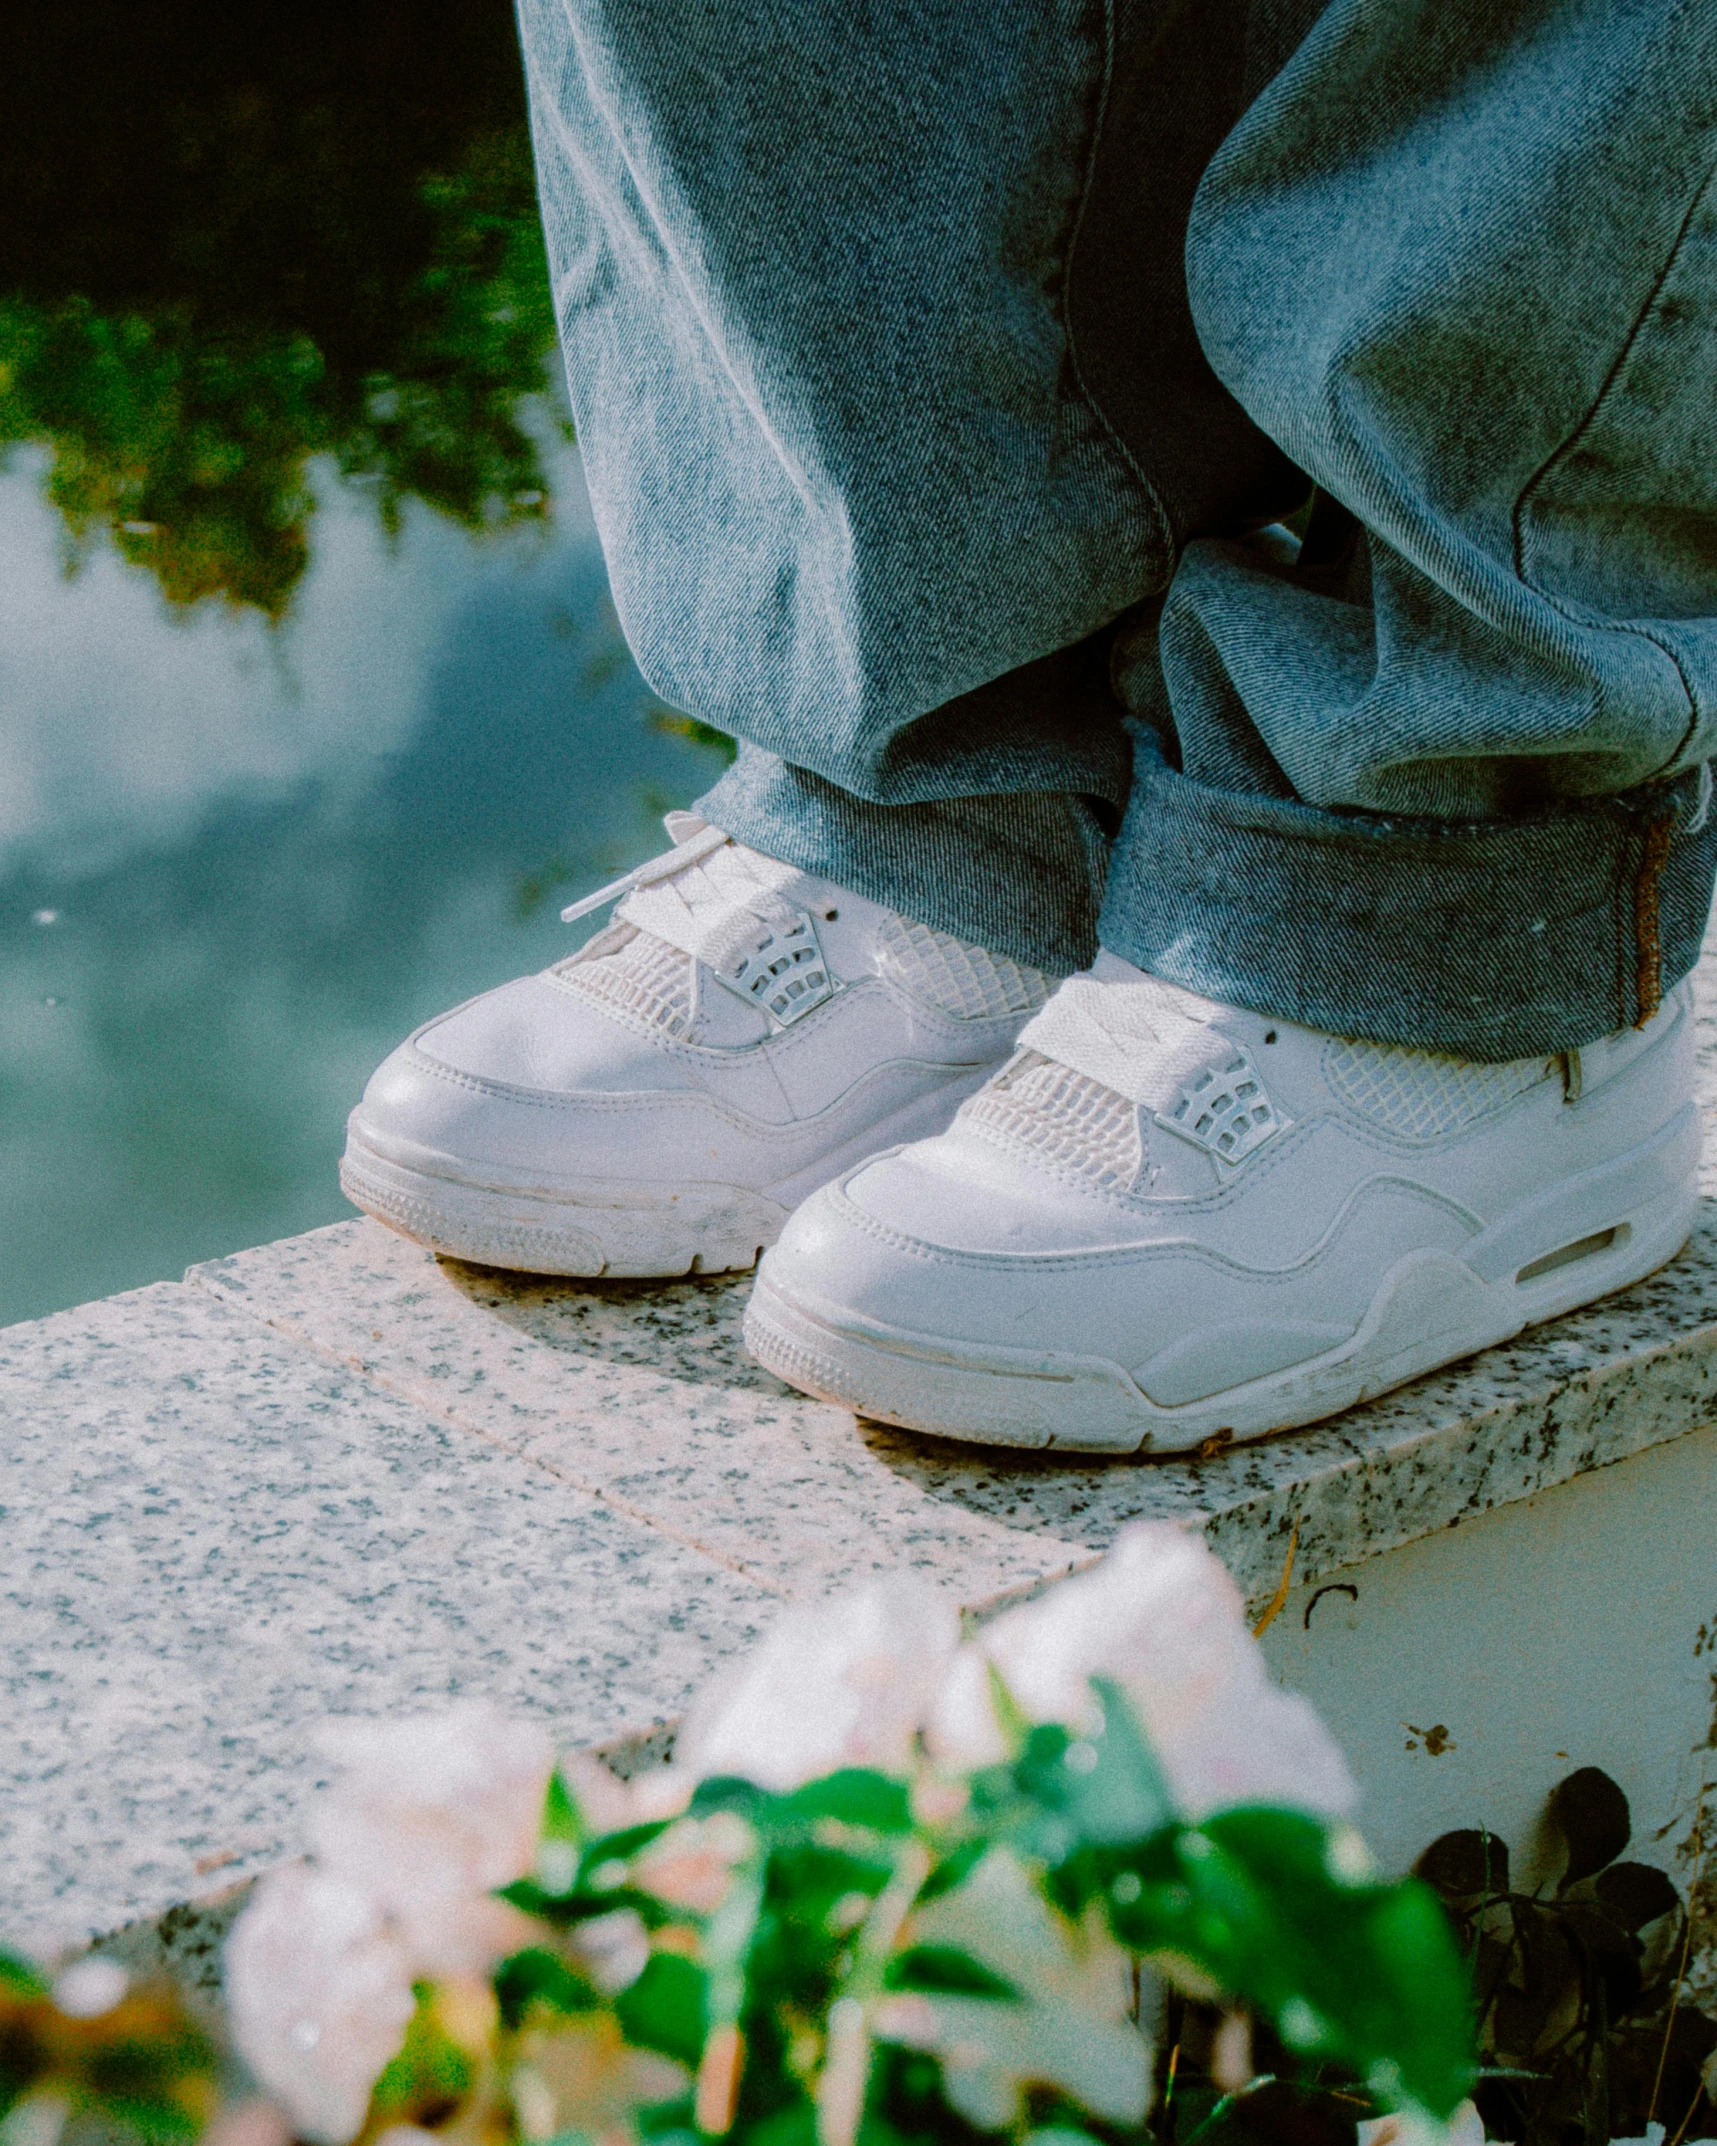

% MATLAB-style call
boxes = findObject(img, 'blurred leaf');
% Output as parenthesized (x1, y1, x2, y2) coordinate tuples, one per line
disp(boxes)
(1001, 1680, 1176, 1886)
(1416, 1831, 1509, 1898)
(494, 1946, 601, 2029)
(4, 1982, 220, 2145)
(615, 1952, 708, 2068)
(1156, 1809, 1475, 2118)
(517, 2009, 688, 2136)
(1591, 1862, 1679, 1934)
(502, 1816, 682, 1929)
(775, 1770, 913, 1837)
(367, 1982, 479, 2130)
(1548, 1769, 1630, 1889)
(543, 1766, 587, 1848)
(687, 1776, 771, 1821)
(882, 1847, 1151, 2130)
(0, 1954, 47, 1999)
(885, 1945, 1017, 1999)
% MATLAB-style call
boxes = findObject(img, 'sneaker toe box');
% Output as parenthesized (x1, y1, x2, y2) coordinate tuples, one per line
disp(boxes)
(347, 972, 714, 1180)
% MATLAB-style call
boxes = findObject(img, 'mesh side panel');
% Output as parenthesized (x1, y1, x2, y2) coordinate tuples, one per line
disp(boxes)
(1324, 1038, 1545, 1138)
(558, 931, 696, 1038)
(876, 916, 1051, 1021)
(962, 1051, 1141, 1190)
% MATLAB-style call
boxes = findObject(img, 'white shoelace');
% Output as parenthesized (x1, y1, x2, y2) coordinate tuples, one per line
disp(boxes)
(1015, 970, 1231, 1107)
(563, 818, 839, 1024)
(558, 816, 733, 923)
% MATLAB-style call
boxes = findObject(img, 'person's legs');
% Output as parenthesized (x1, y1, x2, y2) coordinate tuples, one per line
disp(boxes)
(519, 0, 1717, 1053)
(512, 0, 1298, 973)
(746, 0, 1717, 1446)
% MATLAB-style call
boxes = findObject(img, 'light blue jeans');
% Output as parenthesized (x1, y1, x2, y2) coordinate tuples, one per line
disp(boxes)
(516, 0, 1717, 1059)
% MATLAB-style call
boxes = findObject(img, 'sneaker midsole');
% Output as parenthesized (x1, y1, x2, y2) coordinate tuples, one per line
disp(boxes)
(745, 1114, 1701, 1450)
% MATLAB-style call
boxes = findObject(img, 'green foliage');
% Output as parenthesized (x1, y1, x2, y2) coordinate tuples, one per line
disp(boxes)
(0, 0, 566, 617)
(0, 124, 561, 618)
(368, 1984, 482, 2132)
(1415, 1770, 1716, 2146)
(474, 1688, 1475, 2146)
(0, 1972, 218, 2144)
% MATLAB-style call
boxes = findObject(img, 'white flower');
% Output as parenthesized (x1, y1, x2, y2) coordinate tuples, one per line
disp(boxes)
(308, 1700, 554, 1975)
(567, 1908, 651, 1995)
(225, 1862, 418, 2146)
(672, 1574, 961, 1791)
(874, 1846, 1151, 2131)
(557, 1750, 658, 1835)
(631, 1811, 754, 1913)
(50, 1959, 128, 2018)
(198, 2098, 294, 2146)
(927, 1524, 1356, 1820)
(1359, 2099, 1486, 2146)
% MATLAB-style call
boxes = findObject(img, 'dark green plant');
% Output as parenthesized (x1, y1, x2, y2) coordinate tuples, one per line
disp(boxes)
(1415, 1769, 1715, 2146)
(0, 125, 561, 619)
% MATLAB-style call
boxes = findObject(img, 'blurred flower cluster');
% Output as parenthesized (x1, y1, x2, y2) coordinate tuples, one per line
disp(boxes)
(2, 1525, 1482, 2146)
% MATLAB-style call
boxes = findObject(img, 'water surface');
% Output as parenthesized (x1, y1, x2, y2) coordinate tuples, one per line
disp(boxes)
(0, 0, 727, 1324)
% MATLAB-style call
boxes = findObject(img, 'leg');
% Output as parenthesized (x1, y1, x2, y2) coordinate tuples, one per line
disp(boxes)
(1105, 0, 1717, 1058)
(513, 0, 1297, 972)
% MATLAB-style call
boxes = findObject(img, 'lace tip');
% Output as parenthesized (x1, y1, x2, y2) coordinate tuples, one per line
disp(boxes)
(560, 871, 639, 924)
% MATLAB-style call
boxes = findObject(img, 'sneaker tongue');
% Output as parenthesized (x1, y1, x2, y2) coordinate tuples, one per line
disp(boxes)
(1014, 973, 1241, 1109)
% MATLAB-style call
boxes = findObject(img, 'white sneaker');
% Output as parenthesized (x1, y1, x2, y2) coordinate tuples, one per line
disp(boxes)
(744, 955, 1699, 1451)
(340, 816, 1052, 1276)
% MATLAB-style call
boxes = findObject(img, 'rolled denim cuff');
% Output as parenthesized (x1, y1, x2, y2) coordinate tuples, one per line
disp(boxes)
(1100, 727, 1717, 1060)
(697, 743, 1114, 976)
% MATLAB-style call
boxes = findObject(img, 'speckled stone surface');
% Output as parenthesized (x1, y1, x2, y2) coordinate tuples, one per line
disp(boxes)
(0, 1281, 770, 1951)
(188, 1226, 1086, 1606)
(191, 1201, 1717, 1608)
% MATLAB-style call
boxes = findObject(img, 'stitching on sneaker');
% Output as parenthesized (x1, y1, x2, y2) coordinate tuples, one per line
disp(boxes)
(1322, 1037, 1546, 1138)
(875, 917, 1051, 1022)
(826, 1166, 1473, 1276)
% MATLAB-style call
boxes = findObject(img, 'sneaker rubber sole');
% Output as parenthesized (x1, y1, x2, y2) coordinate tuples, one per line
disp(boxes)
(743, 1113, 1700, 1452)
(340, 1132, 789, 1277)
(338, 1066, 999, 1278)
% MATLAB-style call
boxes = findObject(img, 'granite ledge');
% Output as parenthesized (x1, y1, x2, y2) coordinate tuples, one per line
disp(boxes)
(188, 1201, 1717, 1614)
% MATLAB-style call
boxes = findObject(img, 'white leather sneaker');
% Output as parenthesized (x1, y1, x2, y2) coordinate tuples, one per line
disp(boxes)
(744, 955, 1700, 1451)
(340, 816, 1052, 1276)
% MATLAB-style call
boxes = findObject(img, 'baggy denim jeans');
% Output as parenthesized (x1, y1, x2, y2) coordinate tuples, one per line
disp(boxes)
(515, 0, 1717, 1060)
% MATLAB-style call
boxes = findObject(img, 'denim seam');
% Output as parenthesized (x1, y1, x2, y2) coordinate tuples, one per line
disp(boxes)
(1059, 0, 1177, 569)
(1511, 144, 1717, 777)
(1632, 808, 1678, 1025)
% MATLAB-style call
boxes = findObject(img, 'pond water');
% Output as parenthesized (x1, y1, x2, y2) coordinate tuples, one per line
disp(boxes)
(0, 0, 728, 1326)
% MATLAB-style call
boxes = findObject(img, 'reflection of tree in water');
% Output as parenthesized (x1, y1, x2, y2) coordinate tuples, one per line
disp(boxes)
(0, 0, 561, 617)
